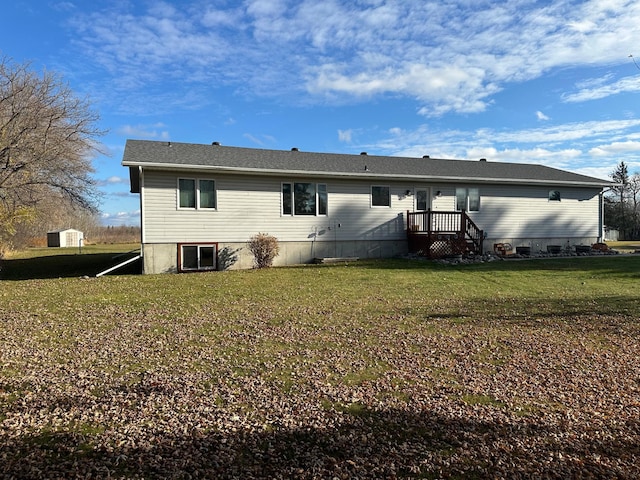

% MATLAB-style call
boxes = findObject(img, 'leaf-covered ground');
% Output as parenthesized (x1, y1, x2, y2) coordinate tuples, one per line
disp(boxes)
(1, 258, 639, 478)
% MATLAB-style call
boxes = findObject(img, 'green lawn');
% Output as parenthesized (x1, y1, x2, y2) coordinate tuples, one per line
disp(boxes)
(1, 243, 141, 280)
(1, 253, 639, 478)
(608, 240, 640, 253)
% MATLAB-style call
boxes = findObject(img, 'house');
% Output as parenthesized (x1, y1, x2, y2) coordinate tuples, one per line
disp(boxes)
(47, 228, 84, 248)
(122, 139, 612, 273)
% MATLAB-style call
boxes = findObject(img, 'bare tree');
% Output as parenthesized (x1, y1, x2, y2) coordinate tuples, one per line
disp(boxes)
(0, 57, 104, 252)
(628, 173, 640, 239)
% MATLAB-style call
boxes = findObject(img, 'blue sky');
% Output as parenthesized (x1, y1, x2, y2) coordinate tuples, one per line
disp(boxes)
(3, 0, 640, 226)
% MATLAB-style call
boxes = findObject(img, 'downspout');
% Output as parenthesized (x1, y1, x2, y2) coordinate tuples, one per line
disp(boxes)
(599, 187, 613, 243)
(139, 166, 145, 263)
(599, 189, 603, 243)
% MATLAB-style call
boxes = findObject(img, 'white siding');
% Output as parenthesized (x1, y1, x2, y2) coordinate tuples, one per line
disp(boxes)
(466, 185, 600, 238)
(141, 171, 415, 243)
(141, 170, 601, 244)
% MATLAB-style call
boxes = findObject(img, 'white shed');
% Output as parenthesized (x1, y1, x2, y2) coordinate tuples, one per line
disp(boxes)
(47, 228, 84, 248)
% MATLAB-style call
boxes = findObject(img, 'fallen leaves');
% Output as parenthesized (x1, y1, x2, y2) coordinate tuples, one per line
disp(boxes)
(1, 264, 640, 478)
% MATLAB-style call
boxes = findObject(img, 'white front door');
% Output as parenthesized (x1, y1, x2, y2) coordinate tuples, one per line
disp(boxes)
(415, 188, 430, 211)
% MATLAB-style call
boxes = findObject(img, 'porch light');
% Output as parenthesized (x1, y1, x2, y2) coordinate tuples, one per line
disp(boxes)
(435, 190, 442, 197)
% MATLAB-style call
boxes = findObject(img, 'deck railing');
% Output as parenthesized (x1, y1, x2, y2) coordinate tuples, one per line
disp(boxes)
(406, 210, 484, 258)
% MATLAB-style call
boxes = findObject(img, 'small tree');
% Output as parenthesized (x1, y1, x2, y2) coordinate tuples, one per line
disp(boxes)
(247, 233, 279, 268)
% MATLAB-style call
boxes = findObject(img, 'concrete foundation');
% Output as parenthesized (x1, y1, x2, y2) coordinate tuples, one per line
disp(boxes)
(141, 236, 602, 274)
(142, 243, 178, 274)
(142, 239, 408, 273)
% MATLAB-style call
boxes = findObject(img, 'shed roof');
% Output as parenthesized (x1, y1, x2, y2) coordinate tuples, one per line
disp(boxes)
(47, 228, 83, 234)
(122, 139, 611, 189)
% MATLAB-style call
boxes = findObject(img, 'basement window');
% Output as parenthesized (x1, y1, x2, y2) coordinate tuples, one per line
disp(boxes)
(179, 243, 217, 271)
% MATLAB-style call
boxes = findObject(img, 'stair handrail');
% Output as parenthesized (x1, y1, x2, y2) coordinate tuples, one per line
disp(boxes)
(462, 210, 484, 251)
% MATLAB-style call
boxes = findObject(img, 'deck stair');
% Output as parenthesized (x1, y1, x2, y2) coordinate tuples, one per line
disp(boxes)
(407, 210, 484, 259)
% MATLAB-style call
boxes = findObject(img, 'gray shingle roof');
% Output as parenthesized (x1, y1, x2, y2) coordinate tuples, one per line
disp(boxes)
(122, 139, 611, 187)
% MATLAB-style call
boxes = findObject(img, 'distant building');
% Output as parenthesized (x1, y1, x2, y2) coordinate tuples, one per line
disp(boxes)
(604, 227, 619, 241)
(47, 229, 84, 248)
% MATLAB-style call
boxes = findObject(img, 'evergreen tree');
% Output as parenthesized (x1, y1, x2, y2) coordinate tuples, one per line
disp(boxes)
(608, 162, 632, 239)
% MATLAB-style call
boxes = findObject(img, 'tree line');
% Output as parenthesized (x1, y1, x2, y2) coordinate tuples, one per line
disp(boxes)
(0, 57, 105, 256)
(605, 161, 640, 240)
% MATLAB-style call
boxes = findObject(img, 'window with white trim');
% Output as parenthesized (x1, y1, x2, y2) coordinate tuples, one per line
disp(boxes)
(282, 182, 327, 216)
(179, 243, 217, 271)
(371, 185, 390, 207)
(178, 178, 217, 209)
(455, 187, 480, 212)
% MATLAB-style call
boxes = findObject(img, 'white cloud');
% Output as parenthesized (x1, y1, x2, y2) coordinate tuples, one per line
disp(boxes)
(310, 63, 499, 116)
(373, 117, 640, 180)
(243, 133, 276, 146)
(465, 146, 582, 168)
(100, 210, 141, 226)
(52, 2, 76, 12)
(68, 0, 640, 115)
(536, 111, 550, 121)
(96, 176, 129, 187)
(486, 119, 640, 145)
(563, 75, 640, 103)
(338, 129, 353, 142)
(118, 123, 170, 139)
(589, 141, 640, 157)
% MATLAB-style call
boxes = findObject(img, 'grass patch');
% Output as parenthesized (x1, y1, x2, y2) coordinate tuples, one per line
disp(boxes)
(1, 243, 141, 280)
(461, 394, 506, 408)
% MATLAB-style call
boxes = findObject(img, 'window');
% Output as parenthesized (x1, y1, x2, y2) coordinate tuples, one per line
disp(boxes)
(468, 188, 480, 211)
(179, 179, 196, 208)
(178, 178, 216, 209)
(416, 189, 428, 211)
(199, 180, 216, 208)
(455, 187, 480, 212)
(179, 244, 217, 271)
(318, 184, 328, 215)
(282, 183, 292, 215)
(295, 182, 316, 215)
(282, 182, 327, 216)
(372, 185, 390, 207)
(549, 190, 561, 201)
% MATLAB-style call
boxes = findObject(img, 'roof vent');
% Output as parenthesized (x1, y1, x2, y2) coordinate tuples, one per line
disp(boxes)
(360, 152, 367, 155)
(479, 158, 487, 162)
(423, 155, 430, 158)
(212, 141, 220, 146)
(168, 141, 171, 147)
(291, 147, 299, 151)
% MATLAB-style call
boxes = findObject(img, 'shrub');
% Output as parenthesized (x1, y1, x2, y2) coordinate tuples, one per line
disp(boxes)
(247, 233, 280, 268)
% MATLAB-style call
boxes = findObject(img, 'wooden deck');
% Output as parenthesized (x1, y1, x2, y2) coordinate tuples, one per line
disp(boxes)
(406, 210, 484, 258)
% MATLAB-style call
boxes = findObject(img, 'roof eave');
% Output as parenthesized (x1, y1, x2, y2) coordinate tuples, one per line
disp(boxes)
(122, 161, 611, 188)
